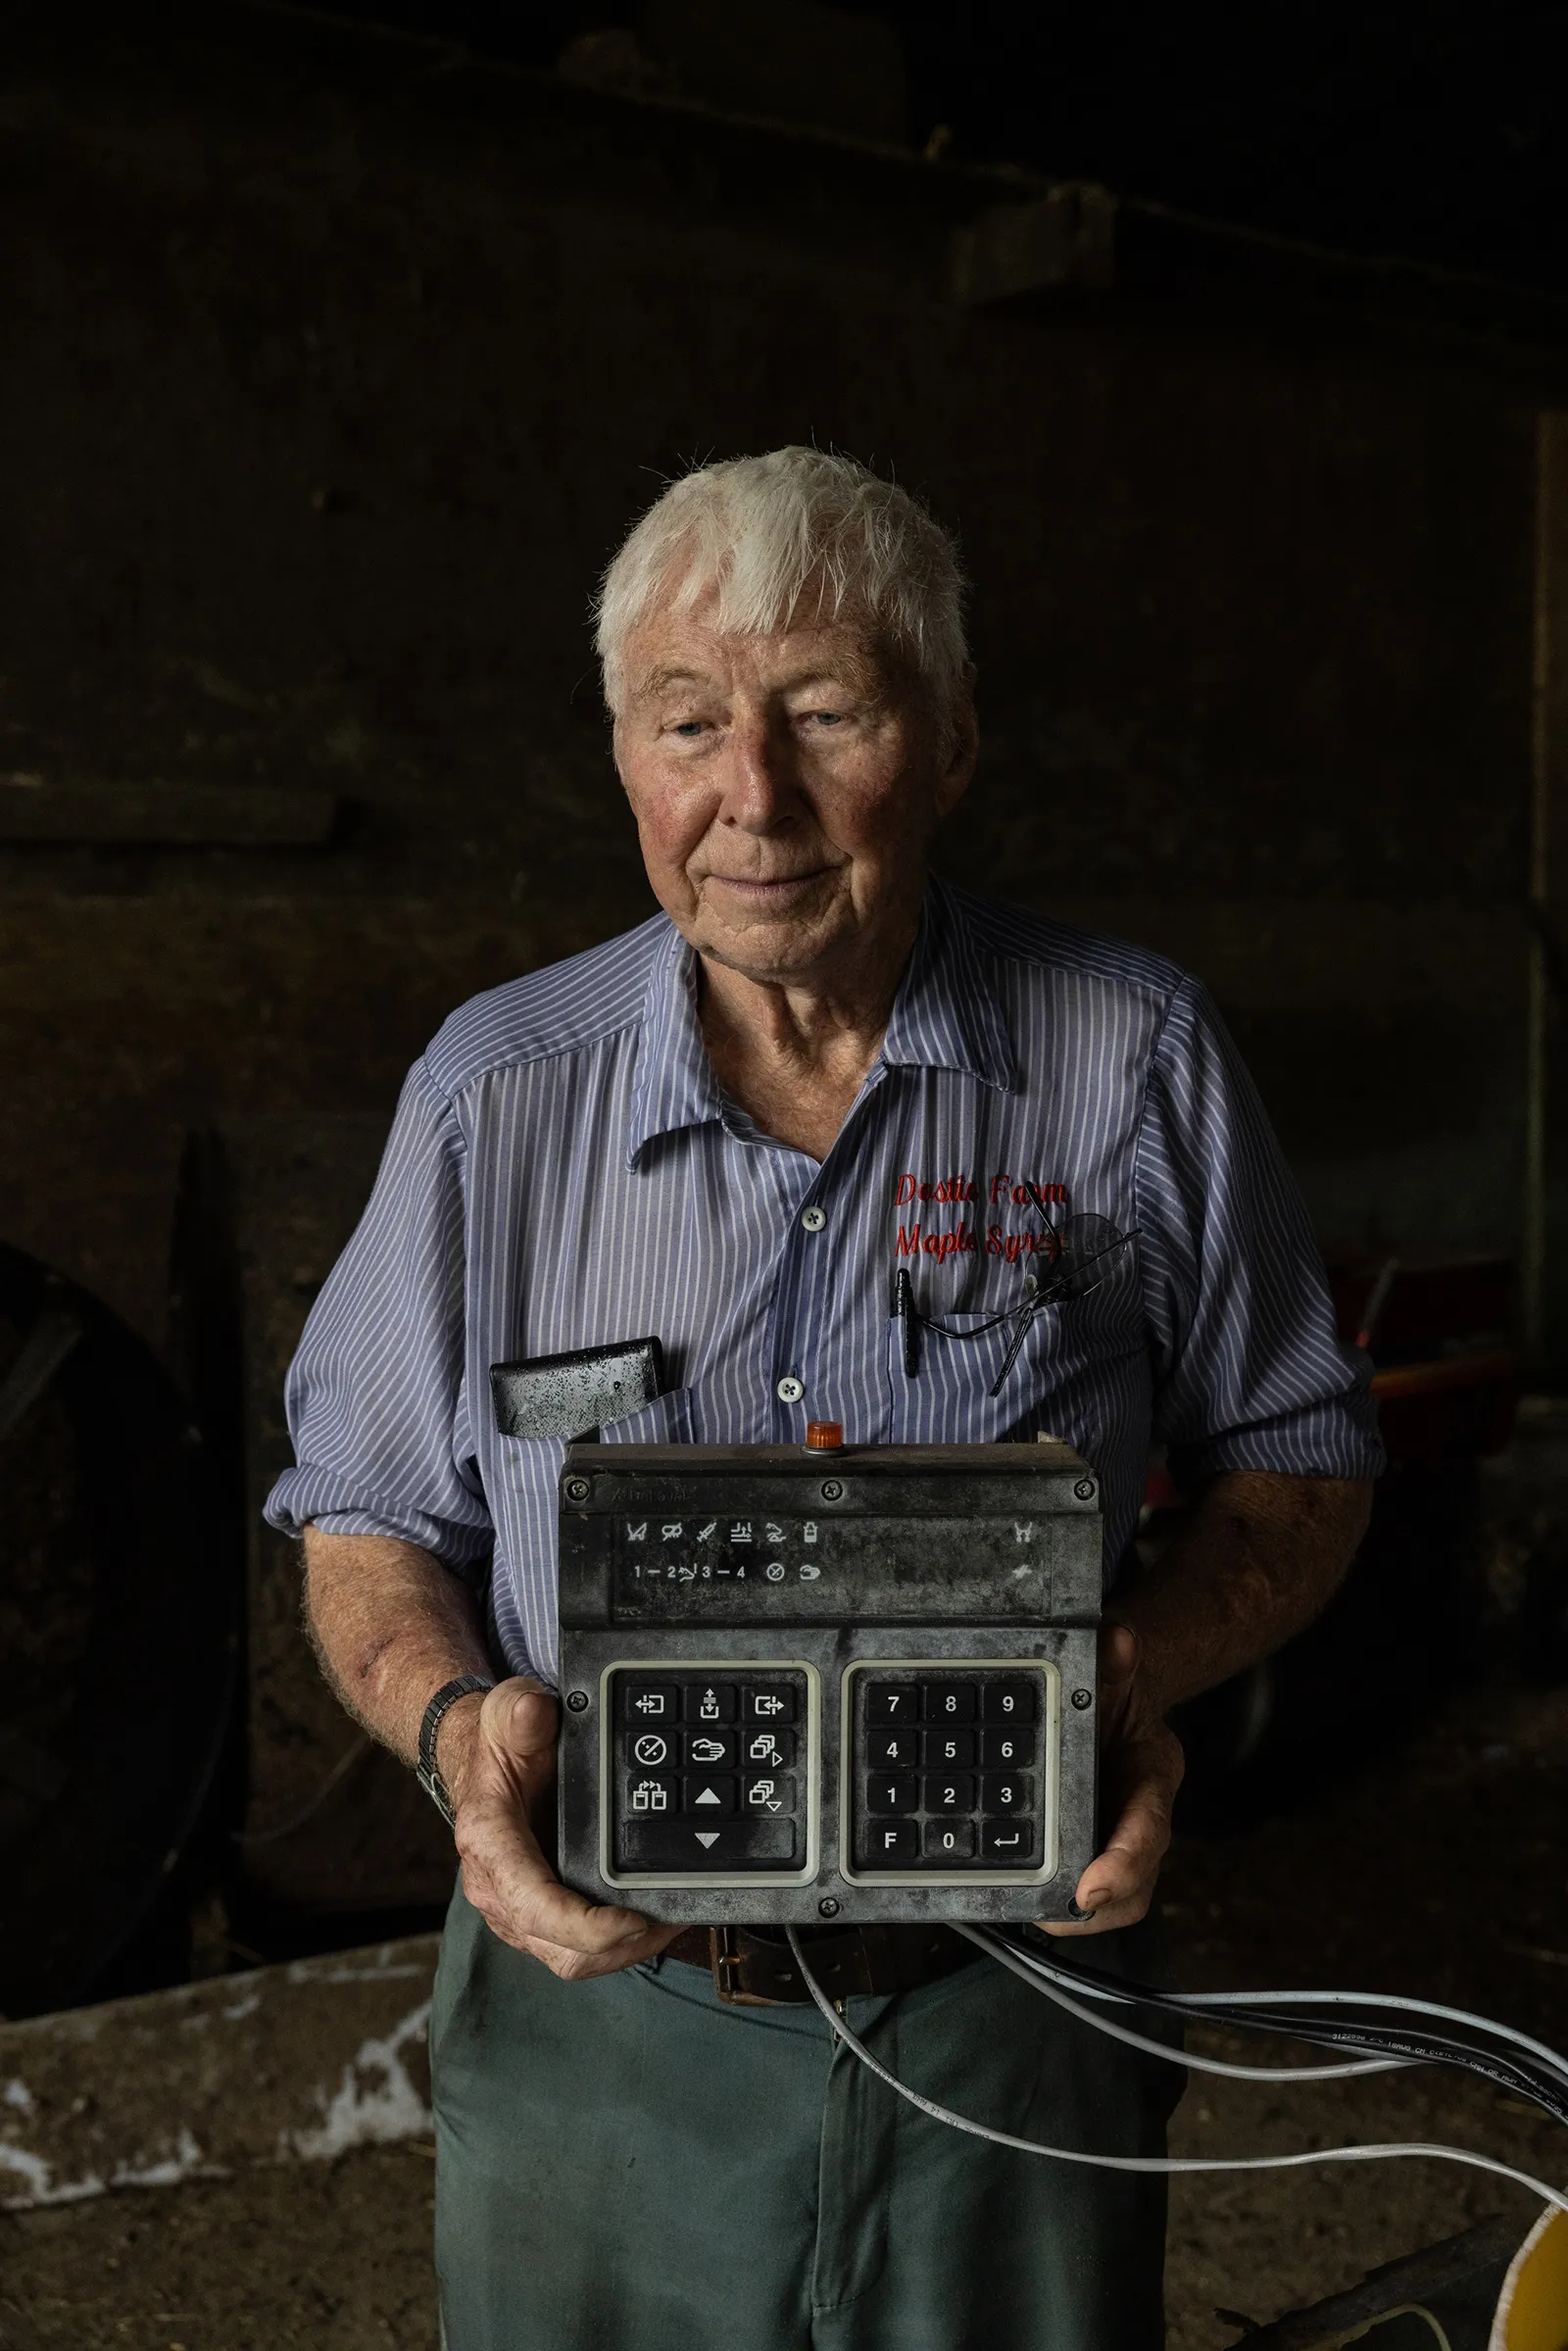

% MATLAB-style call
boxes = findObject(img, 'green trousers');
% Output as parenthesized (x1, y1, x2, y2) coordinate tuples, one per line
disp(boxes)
(431, 1886, 1177, 2350)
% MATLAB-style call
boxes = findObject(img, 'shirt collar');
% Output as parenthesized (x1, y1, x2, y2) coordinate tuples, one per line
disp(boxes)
(626, 879, 1014, 1166)
(879, 879, 1015, 1094)
(627, 922, 726, 1165)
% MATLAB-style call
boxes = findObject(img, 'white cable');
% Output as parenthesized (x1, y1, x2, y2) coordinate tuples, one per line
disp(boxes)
(980, 1932, 1568, 2093)
(1169, 1983, 1568, 2087)
(783, 1930, 1568, 2218)
(958, 1925, 1409, 2083)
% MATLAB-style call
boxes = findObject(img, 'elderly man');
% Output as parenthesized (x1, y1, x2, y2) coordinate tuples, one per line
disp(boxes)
(269, 447, 1379, 2350)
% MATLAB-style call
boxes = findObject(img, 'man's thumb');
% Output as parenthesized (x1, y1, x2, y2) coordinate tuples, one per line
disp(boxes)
(485, 1678, 558, 1756)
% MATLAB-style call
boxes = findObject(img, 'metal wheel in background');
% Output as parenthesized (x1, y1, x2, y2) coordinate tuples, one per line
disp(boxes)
(0, 1223, 240, 2018)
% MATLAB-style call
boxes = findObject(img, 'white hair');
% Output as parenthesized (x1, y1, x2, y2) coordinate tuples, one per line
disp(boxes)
(594, 447, 968, 716)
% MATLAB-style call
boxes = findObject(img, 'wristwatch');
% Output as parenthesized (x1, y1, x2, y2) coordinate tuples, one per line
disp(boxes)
(416, 1674, 495, 1825)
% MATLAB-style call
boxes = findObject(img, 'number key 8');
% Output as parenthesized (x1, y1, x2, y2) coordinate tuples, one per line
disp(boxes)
(921, 1682, 977, 1723)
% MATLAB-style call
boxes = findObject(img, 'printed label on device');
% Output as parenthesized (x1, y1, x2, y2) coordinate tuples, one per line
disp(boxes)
(612, 1519, 1054, 1620)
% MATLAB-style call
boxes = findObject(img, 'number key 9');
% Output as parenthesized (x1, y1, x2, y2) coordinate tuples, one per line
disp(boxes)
(981, 1680, 1037, 1723)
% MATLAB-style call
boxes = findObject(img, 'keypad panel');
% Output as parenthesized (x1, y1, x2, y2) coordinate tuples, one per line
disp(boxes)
(612, 1668, 810, 1874)
(850, 1667, 1048, 1873)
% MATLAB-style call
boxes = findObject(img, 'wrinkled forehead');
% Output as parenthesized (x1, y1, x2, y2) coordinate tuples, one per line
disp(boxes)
(617, 596, 901, 710)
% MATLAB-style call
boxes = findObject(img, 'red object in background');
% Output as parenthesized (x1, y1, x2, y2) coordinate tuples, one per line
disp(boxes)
(1326, 1251, 1520, 1468)
(1147, 1251, 1524, 1805)
(1143, 1251, 1520, 1510)
(1143, 1458, 1185, 1513)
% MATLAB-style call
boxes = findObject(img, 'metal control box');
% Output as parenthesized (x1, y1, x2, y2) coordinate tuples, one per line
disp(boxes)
(556, 1440, 1102, 1925)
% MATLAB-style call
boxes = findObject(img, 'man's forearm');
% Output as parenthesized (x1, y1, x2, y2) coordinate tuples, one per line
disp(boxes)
(1112, 1470, 1373, 1717)
(304, 1528, 667, 1972)
(302, 1526, 498, 1770)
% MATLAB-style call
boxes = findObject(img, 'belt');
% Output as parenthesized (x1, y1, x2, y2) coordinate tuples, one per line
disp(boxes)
(663, 1922, 976, 2006)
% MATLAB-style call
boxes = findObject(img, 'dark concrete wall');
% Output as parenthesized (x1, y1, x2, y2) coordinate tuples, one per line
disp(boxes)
(1, 8, 1536, 1363)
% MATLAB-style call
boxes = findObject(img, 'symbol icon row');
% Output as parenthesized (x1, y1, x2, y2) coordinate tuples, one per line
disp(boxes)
(626, 1775, 796, 1817)
(623, 1520, 819, 1544)
(619, 1681, 798, 1725)
(627, 1727, 795, 1772)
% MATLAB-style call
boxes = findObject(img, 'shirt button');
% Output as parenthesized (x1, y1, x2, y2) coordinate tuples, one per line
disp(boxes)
(801, 1205, 827, 1233)
(776, 1376, 805, 1405)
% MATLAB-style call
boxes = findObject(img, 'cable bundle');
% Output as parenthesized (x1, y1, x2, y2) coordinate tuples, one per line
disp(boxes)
(980, 1925, 1568, 2128)
(782, 1925, 1568, 2216)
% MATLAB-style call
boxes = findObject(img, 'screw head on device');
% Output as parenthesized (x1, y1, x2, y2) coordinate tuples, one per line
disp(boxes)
(1071, 1688, 1094, 1709)
(565, 1690, 589, 1713)
(564, 1476, 591, 1502)
(818, 1896, 841, 1919)
(819, 1478, 844, 1501)
(1073, 1478, 1097, 1500)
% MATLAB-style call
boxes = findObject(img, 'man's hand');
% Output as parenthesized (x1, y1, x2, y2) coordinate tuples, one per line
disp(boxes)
(301, 1531, 675, 1982)
(445, 1679, 681, 1981)
(1038, 1623, 1183, 1937)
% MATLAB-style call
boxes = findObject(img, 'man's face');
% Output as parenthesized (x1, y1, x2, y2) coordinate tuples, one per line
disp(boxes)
(612, 600, 975, 993)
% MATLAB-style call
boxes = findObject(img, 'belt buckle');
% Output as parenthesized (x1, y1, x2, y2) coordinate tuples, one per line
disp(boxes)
(710, 1926, 783, 2007)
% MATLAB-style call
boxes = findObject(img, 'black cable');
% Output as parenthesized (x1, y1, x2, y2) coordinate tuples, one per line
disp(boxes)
(1003, 1932, 1568, 2088)
(994, 1930, 1568, 2127)
(1004, 1928, 1568, 2075)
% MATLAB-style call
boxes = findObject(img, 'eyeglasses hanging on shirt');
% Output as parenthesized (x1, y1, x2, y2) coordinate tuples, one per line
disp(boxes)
(894, 1184, 1139, 1398)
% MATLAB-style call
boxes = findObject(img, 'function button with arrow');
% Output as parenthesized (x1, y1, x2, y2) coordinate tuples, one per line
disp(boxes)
(618, 1816, 799, 1869)
(683, 1682, 737, 1724)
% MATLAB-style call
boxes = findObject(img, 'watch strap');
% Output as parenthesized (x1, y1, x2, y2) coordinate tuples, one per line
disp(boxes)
(416, 1674, 494, 1825)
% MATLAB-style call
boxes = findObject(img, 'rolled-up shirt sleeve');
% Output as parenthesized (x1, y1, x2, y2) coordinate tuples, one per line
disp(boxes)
(264, 1057, 494, 1568)
(1135, 979, 1384, 1490)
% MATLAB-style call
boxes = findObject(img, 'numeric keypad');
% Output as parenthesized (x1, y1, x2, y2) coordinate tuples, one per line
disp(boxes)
(850, 1668, 1049, 1873)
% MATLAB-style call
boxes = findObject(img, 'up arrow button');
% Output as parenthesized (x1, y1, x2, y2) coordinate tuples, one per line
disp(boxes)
(681, 1778, 738, 1815)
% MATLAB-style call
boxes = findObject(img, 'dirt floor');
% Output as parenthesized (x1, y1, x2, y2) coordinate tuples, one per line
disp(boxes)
(3, 1671, 1565, 2350)
(1161, 1669, 1568, 2345)
(0, 2146, 437, 2351)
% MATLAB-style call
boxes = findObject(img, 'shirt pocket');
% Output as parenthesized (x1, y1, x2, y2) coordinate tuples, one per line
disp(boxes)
(886, 1305, 1066, 1445)
(484, 1387, 689, 1550)
(600, 1386, 695, 1445)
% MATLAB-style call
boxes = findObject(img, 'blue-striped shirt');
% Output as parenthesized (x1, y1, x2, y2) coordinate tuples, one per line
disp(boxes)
(266, 881, 1382, 1686)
